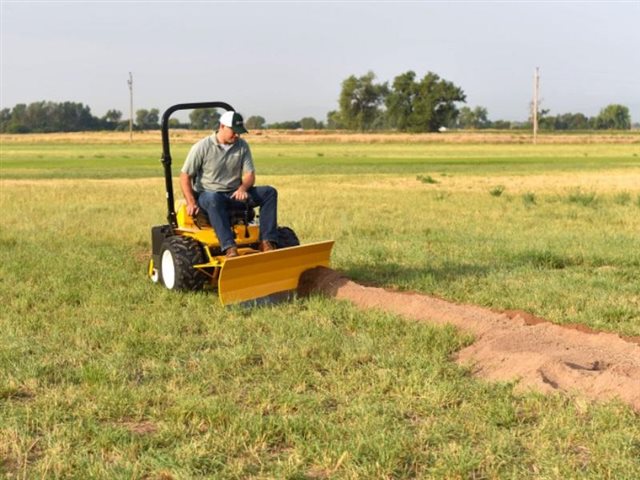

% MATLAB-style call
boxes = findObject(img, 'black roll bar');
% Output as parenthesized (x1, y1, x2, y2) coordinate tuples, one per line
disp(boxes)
(161, 101, 234, 227)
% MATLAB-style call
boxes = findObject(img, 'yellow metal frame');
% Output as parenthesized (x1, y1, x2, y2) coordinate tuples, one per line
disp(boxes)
(175, 200, 260, 247)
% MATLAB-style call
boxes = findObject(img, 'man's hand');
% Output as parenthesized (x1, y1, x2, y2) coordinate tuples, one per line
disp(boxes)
(231, 187, 248, 202)
(186, 202, 199, 216)
(180, 172, 199, 217)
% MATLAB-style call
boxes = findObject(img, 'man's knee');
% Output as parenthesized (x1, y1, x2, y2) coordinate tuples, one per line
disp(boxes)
(262, 186, 277, 200)
(198, 191, 228, 209)
(248, 186, 277, 206)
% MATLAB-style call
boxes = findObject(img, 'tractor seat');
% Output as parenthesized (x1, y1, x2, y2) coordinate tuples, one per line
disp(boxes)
(194, 203, 256, 228)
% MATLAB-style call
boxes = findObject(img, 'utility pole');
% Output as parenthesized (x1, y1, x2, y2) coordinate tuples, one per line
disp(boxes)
(128, 72, 133, 143)
(532, 67, 539, 144)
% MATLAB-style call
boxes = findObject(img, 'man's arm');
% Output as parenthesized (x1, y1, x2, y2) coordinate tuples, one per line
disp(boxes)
(180, 172, 199, 216)
(230, 171, 255, 201)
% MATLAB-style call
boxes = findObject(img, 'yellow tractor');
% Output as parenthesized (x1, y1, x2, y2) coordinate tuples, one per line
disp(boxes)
(148, 102, 334, 305)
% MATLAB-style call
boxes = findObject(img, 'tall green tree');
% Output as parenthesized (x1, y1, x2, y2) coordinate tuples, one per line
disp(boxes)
(103, 109, 122, 124)
(457, 106, 489, 129)
(386, 71, 466, 132)
(136, 108, 160, 129)
(25, 101, 50, 131)
(245, 115, 266, 129)
(338, 71, 388, 131)
(54, 102, 96, 131)
(0, 108, 11, 131)
(101, 109, 122, 129)
(6, 103, 29, 132)
(189, 108, 220, 130)
(410, 72, 465, 132)
(567, 112, 590, 130)
(300, 117, 319, 130)
(385, 71, 417, 131)
(595, 104, 631, 129)
(326, 110, 345, 129)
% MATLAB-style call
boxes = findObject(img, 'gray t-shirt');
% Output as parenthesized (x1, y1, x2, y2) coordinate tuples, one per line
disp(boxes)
(181, 133, 255, 193)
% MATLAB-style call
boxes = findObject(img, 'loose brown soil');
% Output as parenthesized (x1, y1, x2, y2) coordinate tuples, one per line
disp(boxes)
(117, 420, 158, 435)
(299, 268, 640, 412)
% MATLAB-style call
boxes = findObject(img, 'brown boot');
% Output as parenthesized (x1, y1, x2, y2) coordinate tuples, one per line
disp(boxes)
(225, 247, 239, 258)
(259, 240, 275, 252)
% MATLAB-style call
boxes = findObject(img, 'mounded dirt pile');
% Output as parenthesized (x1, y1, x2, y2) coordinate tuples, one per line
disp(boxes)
(298, 267, 640, 412)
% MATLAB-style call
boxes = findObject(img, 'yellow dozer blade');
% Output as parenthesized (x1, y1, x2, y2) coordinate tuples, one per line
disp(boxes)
(217, 240, 334, 306)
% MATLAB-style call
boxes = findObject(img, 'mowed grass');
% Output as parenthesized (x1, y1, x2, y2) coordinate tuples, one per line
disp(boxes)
(2, 139, 639, 178)
(1, 134, 640, 478)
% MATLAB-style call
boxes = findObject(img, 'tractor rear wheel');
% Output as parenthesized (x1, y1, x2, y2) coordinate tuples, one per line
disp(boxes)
(160, 236, 207, 291)
(277, 226, 300, 248)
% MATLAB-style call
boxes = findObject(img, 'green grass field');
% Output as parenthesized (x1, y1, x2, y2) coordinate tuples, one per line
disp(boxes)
(2, 133, 640, 478)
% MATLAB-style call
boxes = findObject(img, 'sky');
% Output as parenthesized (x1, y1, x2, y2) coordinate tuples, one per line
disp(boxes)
(1, 1, 639, 123)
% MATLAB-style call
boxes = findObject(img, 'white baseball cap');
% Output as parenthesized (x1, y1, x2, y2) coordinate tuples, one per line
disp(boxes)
(219, 111, 248, 134)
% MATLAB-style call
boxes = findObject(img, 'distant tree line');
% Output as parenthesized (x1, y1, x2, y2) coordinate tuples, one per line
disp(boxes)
(0, 81, 633, 133)
(1, 101, 104, 133)
(535, 104, 632, 130)
(0, 101, 173, 133)
(450, 104, 632, 131)
(0, 101, 328, 133)
(326, 70, 633, 132)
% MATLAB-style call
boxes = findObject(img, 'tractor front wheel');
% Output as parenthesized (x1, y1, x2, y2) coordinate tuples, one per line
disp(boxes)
(160, 236, 207, 291)
(148, 258, 160, 283)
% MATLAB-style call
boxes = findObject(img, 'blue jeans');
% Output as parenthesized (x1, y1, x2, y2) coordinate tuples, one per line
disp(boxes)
(197, 186, 278, 251)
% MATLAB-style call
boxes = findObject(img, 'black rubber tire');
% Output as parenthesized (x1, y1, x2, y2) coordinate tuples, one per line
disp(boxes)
(276, 226, 300, 248)
(160, 236, 207, 291)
